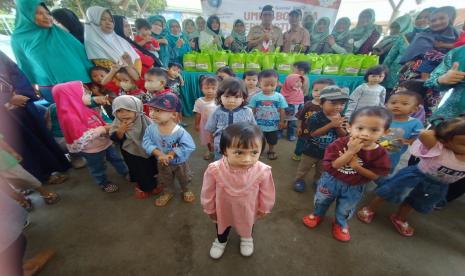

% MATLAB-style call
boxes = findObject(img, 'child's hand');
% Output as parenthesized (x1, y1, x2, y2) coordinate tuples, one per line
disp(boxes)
(158, 154, 170, 166)
(438, 62, 465, 85)
(347, 136, 363, 154)
(256, 211, 267, 219)
(349, 155, 361, 169)
(209, 213, 217, 221)
(104, 124, 112, 133)
(111, 63, 122, 72)
(117, 122, 132, 136)
(176, 38, 184, 48)
(121, 52, 133, 66)
(329, 115, 345, 128)
(9, 95, 30, 107)
(93, 95, 110, 105)
(279, 121, 286, 129)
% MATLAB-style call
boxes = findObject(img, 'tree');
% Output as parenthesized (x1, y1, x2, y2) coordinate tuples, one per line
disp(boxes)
(388, 0, 423, 23)
(1, 0, 56, 13)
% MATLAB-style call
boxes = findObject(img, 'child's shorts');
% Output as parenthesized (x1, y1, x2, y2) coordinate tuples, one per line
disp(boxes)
(263, 131, 279, 146)
(284, 104, 303, 121)
(376, 165, 448, 213)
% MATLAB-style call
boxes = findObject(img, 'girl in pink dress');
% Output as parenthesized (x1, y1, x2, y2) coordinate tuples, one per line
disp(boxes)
(194, 76, 219, 160)
(201, 123, 276, 259)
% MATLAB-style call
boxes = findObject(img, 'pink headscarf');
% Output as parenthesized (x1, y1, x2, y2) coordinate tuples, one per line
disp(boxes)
(52, 81, 106, 145)
(280, 74, 304, 105)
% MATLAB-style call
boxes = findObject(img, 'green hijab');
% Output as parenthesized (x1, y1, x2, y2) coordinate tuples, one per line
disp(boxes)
(331, 17, 352, 44)
(350, 9, 381, 41)
(303, 13, 315, 34)
(309, 17, 330, 52)
(11, 0, 92, 86)
(147, 15, 168, 38)
(182, 19, 199, 40)
(231, 20, 247, 44)
(374, 14, 412, 49)
(196, 16, 206, 31)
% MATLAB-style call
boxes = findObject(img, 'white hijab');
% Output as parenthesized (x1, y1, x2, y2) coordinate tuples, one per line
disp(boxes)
(84, 6, 139, 64)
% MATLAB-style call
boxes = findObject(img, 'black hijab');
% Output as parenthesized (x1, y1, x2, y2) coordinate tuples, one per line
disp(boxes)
(51, 8, 84, 43)
(113, 15, 162, 67)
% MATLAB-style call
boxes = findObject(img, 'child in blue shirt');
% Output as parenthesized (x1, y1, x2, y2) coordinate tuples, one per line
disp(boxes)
(143, 93, 196, 207)
(249, 70, 288, 160)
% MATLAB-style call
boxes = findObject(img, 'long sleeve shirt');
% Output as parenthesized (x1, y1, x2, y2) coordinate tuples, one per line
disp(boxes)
(142, 124, 195, 165)
(345, 83, 386, 119)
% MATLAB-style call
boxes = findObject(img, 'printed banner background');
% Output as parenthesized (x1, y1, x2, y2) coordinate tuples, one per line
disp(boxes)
(200, 0, 341, 35)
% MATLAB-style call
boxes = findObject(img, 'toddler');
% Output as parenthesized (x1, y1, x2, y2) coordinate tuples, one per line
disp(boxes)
(216, 66, 236, 81)
(293, 61, 310, 100)
(280, 74, 305, 141)
(134, 18, 160, 57)
(243, 70, 259, 100)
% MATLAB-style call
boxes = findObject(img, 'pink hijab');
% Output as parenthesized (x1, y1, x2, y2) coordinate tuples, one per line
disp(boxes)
(280, 74, 304, 105)
(52, 81, 106, 145)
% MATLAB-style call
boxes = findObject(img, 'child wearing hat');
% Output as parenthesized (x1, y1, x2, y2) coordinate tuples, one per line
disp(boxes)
(293, 86, 349, 192)
(142, 93, 196, 207)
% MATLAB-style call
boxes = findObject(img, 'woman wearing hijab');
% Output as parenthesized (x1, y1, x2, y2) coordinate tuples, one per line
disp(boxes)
(84, 6, 141, 74)
(405, 7, 436, 42)
(373, 14, 412, 63)
(182, 19, 200, 52)
(199, 15, 224, 51)
(350, 9, 382, 54)
(319, 17, 353, 54)
(148, 15, 169, 68)
(11, 0, 93, 103)
(308, 17, 330, 54)
(51, 8, 84, 43)
(196, 16, 207, 32)
(0, 51, 70, 185)
(224, 20, 248, 53)
(302, 13, 315, 36)
(166, 19, 192, 64)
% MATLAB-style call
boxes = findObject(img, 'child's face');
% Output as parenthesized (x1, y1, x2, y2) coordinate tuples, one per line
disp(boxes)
(444, 135, 465, 155)
(311, 83, 328, 101)
(167, 67, 181, 78)
(292, 67, 304, 76)
(115, 108, 136, 124)
(225, 141, 262, 168)
(139, 27, 151, 37)
(149, 107, 176, 124)
(367, 74, 385, 85)
(386, 94, 419, 117)
(221, 93, 244, 110)
(145, 75, 165, 92)
(321, 100, 346, 116)
(117, 73, 135, 92)
(202, 83, 218, 99)
(244, 75, 258, 89)
(348, 115, 388, 147)
(217, 72, 232, 80)
(91, 69, 107, 85)
(259, 77, 278, 94)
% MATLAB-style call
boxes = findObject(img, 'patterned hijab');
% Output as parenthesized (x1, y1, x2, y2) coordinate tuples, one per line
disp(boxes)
(231, 20, 247, 44)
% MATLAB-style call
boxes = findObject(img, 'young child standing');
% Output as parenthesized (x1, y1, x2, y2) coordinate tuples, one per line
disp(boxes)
(248, 70, 288, 160)
(302, 106, 392, 242)
(216, 66, 236, 81)
(166, 63, 187, 126)
(243, 70, 259, 100)
(293, 86, 348, 192)
(142, 93, 196, 207)
(293, 61, 310, 100)
(280, 74, 305, 141)
(205, 78, 256, 160)
(110, 95, 161, 199)
(293, 78, 335, 161)
(201, 123, 275, 259)
(346, 65, 387, 119)
(357, 117, 465, 237)
(194, 76, 219, 161)
(52, 81, 128, 193)
(379, 91, 424, 172)
(134, 18, 160, 57)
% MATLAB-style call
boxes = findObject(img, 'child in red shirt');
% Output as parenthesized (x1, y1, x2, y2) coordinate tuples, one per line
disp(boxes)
(134, 18, 160, 56)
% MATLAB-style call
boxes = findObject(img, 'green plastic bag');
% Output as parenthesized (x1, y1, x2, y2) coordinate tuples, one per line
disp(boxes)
(195, 52, 212, 72)
(339, 54, 363, 76)
(359, 55, 380, 76)
(322, 54, 343, 75)
(275, 53, 294, 74)
(183, 52, 197, 72)
(309, 55, 324, 74)
(229, 53, 246, 73)
(261, 53, 276, 70)
(211, 51, 230, 72)
(245, 52, 261, 71)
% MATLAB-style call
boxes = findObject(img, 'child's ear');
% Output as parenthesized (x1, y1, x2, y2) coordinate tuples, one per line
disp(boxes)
(412, 105, 420, 113)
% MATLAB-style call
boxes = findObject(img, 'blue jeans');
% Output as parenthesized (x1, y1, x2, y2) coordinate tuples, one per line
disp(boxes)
(287, 120, 297, 139)
(313, 172, 366, 228)
(294, 137, 304, 156)
(81, 146, 128, 186)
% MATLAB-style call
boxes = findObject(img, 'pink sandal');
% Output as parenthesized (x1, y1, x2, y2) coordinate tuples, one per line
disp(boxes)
(357, 207, 375, 224)
(390, 214, 414, 237)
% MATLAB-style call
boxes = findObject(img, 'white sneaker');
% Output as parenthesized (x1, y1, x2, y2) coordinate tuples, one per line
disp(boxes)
(240, 237, 254, 257)
(210, 238, 227, 259)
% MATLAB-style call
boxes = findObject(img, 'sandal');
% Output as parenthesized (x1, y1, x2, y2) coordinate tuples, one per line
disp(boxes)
(183, 191, 195, 203)
(267, 151, 277, 160)
(302, 213, 323, 229)
(357, 207, 375, 224)
(390, 214, 414, 237)
(47, 173, 68, 185)
(41, 192, 60, 205)
(102, 183, 119, 193)
(18, 198, 33, 212)
(154, 193, 174, 207)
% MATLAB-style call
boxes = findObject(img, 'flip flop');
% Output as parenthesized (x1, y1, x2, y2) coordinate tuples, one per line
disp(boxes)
(183, 191, 195, 203)
(390, 214, 414, 237)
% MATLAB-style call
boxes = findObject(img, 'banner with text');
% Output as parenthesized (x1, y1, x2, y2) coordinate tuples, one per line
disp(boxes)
(200, 0, 341, 35)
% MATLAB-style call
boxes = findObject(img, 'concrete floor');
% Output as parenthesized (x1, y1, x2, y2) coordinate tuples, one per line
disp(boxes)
(24, 117, 465, 276)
